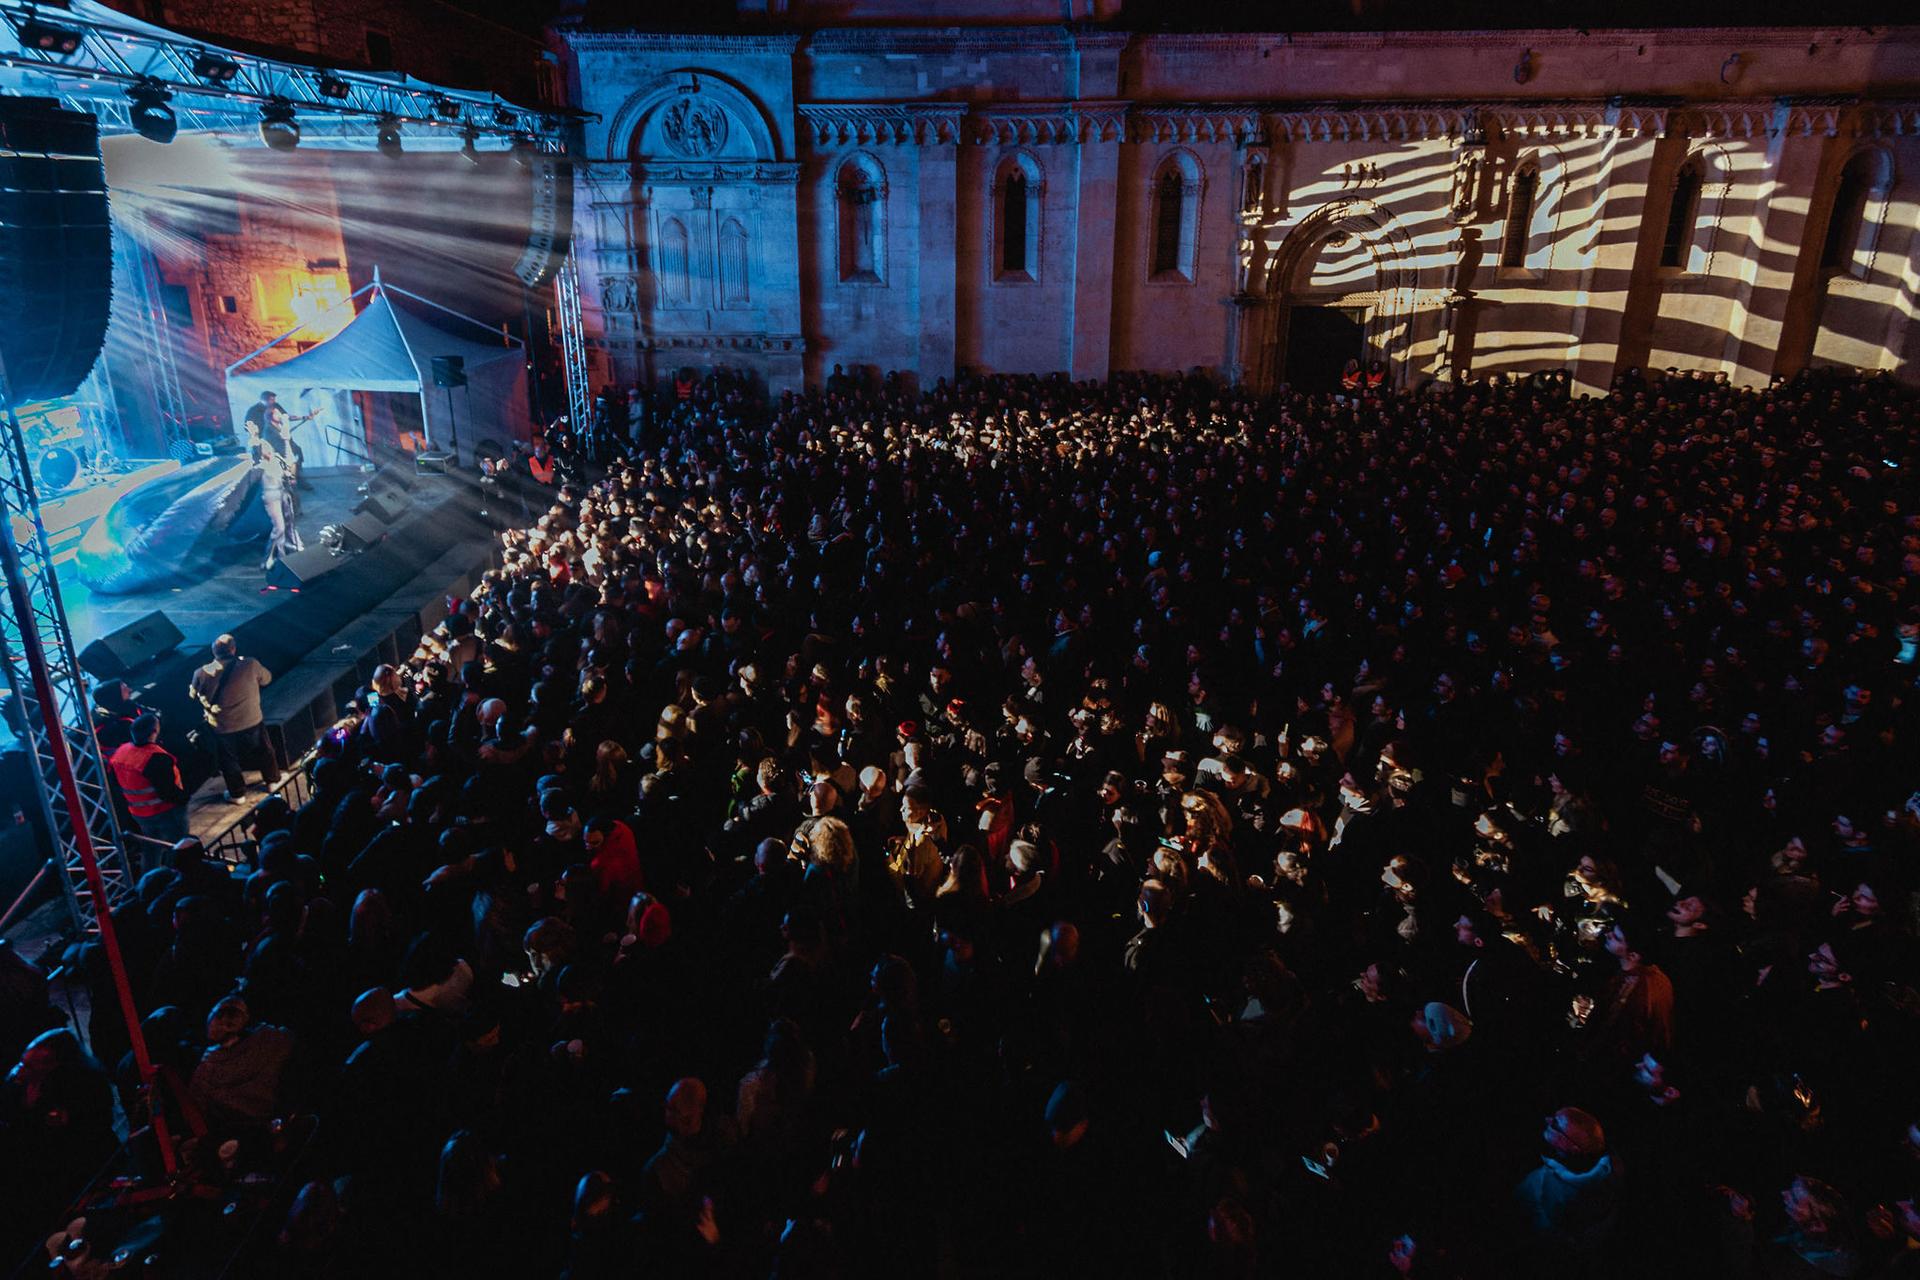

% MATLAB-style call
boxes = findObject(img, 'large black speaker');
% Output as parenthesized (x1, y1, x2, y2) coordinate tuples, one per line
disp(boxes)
(352, 489, 407, 524)
(431, 355, 467, 387)
(0, 99, 113, 405)
(267, 546, 343, 590)
(337, 512, 387, 552)
(514, 155, 573, 288)
(78, 611, 183, 679)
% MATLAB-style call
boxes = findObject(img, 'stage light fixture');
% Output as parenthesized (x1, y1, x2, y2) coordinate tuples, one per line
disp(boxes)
(259, 98, 300, 151)
(16, 16, 83, 56)
(126, 79, 177, 144)
(193, 50, 241, 84)
(432, 96, 461, 121)
(492, 105, 516, 128)
(376, 115, 403, 158)
(317, 71, 352, 100)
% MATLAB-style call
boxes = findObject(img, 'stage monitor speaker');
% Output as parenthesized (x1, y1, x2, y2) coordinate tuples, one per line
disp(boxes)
(78, 611, 184, 680)
(0, 99, 114, 406)
(514, 155, 573, 288)
(431, 355, 466, 388)
(364, 464, 414, 495)
(352, 489, 407, 524)
(267, 546, 344, 591)
(338, 512, 387, 552)
(415, 452, 451, 475)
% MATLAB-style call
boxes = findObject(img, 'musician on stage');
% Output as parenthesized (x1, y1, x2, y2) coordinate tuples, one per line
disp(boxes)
(257, 445, 302, 572)
(243, 390, 315, 497)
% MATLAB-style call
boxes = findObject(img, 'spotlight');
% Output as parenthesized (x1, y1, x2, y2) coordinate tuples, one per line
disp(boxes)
(126, 79, 177, 145)
(432, 96, 461, 121)
(17, 16, 83, 56)
(492, 105, 516, 128)
(317, 71, 352, 100)
(376, 115, 403, 158)
(193, 51, 241, 84)
(259, 98, 300, 151)
(460, 128, 481, 164)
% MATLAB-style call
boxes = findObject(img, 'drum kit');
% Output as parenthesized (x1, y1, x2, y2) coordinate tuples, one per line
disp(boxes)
(16, 400, 127, 495)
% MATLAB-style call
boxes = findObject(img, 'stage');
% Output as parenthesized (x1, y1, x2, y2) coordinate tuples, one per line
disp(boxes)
(53, 466, 375, 658)
(2, 462, 499, 816)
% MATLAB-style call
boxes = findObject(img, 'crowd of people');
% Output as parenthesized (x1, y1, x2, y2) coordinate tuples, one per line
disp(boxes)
(5, 362, 1920, 1277)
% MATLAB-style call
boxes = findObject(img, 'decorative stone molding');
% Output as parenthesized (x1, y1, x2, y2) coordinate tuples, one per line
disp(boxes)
(967, 102, 1128, 146)
(799, 105, 966, 147)
(632, 333, 807, 354)
(598, 273, 639, 314)
(1857, 102, 1920, 138)
(563, 31, 800, 54)
(630, 160, 801, 184)
(1132, 108, 1265, 146)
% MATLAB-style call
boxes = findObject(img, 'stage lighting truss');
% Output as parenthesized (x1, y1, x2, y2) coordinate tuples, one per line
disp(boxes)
(13, 14, 82, 56)
(0, 0, 580, 153)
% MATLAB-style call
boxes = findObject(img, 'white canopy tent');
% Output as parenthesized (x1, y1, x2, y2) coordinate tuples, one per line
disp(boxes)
(224, 270, 534, 470)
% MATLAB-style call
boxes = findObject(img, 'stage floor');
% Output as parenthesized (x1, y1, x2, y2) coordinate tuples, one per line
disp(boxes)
(1, 468, 493, 766)
(56, 471, 373, 662)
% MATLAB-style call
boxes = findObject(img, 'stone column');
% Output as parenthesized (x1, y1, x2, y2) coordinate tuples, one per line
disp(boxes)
(1720, 110, 1836, 385)
(1065, 107, 1124, 382)
(917, 132, 959, 390)
(1566, 117, 1660, 397)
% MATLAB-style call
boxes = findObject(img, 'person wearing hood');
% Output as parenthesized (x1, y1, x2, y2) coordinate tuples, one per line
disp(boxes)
(1514, 1106, 1621, 1262)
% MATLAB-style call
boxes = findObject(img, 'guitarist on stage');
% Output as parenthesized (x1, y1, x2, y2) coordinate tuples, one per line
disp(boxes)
(243, 390, 317, 500)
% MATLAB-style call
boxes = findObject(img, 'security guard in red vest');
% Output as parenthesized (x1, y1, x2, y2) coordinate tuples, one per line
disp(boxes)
(108, 713, 190, 856)
(527, 438, 557, 488)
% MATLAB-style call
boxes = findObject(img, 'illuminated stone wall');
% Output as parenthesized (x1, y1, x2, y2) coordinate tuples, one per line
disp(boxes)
(560, 24, 1920, 394)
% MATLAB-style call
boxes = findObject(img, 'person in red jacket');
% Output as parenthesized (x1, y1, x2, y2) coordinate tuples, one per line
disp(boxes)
(108, 714, 190, 856)
(584, 815, 642, 906)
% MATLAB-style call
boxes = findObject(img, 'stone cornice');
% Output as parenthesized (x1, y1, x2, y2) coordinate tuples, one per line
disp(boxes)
(790, 99, 1873, 151)
(1137, 26, 1920, 52)
(798, 104, 967, 147)
(631, 160, 801, 183)
(966, 101, 1129, 145)
(1856, 101, 1920, 137)
(1132, 107, 1267, 145)
(561, 30, 801, 54)
(802, 26, 1076, 54)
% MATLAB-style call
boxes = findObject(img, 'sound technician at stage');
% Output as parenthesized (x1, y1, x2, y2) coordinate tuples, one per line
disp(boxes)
(188, 634, 282, 805)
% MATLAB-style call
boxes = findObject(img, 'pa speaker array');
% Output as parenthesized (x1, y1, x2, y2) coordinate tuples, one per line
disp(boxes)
(0, 99, 113, 406)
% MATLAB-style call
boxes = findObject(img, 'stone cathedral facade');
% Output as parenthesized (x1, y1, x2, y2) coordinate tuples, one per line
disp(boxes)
(555, 12, 1920, 395)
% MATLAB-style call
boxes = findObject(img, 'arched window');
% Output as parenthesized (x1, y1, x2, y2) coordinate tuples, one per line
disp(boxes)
(1150, 152, 1201, 282)
(1820, 151, 1890, 277)
(1499, 166, 1538, 268)
(994, 154, 1041, 282)
(836, 156, 885, 284)
(1003, 172, 1030, 275)
(659, 217, 690, 305)
(718, 217, 749, 307)
(1153, 171, 1184, 275)
(1660, 165, 1702, 269)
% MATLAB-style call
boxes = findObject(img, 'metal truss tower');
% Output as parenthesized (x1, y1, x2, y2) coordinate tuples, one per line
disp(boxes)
(0, 361, 137, 933)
